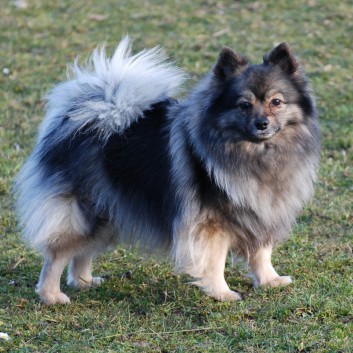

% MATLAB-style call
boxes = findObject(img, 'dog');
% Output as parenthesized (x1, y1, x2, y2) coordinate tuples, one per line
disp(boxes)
(15, 37, 320, 304)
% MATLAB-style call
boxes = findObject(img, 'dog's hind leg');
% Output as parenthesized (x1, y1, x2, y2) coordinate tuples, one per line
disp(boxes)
(249, 244, 292, 288)
(67, 225, 115, 289)
(67, 254, 102, 289)
(31, 196, 93, 304)
(36, 248, 74, 305)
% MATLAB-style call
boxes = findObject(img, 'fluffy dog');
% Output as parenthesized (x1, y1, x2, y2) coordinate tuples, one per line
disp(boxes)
(15, 38, 320, 304)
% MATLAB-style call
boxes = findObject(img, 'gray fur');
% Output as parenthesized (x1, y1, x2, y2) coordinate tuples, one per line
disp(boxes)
(39, 36, 186, 142)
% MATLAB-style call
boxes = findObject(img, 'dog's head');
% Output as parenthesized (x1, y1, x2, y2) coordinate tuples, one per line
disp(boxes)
(202, 43, 316, 144)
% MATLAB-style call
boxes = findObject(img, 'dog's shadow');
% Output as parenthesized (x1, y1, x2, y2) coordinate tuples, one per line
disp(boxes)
(65, 270, 196, 314)
(63, 263, 253, 317)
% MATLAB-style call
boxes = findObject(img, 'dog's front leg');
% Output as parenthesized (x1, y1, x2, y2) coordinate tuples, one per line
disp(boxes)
(175, 227, 242, 301)
(249, 244, 292, 288)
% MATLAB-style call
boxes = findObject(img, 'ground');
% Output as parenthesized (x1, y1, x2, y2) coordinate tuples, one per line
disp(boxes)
(0, 1, 352, 352)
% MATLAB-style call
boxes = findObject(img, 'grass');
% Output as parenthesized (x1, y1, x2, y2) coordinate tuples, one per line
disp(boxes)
(1, 0, 352, 352)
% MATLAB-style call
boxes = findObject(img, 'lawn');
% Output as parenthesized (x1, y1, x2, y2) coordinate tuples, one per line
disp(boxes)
(0, 0, 352, 352)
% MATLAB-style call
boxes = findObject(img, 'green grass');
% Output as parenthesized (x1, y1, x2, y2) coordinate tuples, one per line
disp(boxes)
(1, 0, 352, 352)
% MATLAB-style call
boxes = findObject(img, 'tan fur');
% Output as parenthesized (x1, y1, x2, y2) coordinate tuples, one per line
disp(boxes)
(174, 216, 242, 301)
(36, 207, 115, 304)
(249, 244, 292, 287)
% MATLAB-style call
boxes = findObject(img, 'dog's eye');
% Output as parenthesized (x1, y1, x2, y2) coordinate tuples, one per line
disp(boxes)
(238, 102, 252, 110)
(271, 98, 282, 107)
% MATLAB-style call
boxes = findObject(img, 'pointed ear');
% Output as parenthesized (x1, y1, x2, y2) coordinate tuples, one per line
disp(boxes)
(213, 46, 248, 80)
(263, 43, 299, 74)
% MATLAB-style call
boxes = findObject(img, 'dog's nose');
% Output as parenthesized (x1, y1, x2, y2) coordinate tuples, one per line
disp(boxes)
(254, 118, 269, 131)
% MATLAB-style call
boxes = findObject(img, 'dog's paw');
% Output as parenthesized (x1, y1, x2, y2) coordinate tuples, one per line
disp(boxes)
(36, 289, 71, 305)
(68, 276, 104, 289)
(209, 290, 242, 302)
(261, 276, 292, 288)
(91, 276, 104, 286)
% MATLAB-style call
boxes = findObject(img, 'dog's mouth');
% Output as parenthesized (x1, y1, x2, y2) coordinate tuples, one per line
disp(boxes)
(221, 124, 281, 143)
(248, 126, 280, 142)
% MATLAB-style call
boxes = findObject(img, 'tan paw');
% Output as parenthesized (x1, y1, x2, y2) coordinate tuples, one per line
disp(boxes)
(37, 289, 71, 305)
(260, 276, 292, 288)
(208, 290, 242, 302)
(68, 276, 104, 289)
(91, 276, 104, 286)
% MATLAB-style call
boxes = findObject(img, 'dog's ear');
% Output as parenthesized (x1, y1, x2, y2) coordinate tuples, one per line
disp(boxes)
(214, 46, 248, 80)
(263, 42, 299, 74)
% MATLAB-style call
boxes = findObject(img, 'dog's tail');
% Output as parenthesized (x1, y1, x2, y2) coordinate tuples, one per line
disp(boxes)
(40, 36, 186, 140)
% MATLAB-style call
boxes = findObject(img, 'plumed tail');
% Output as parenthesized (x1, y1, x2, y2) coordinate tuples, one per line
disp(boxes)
(41, 36, 186, 140)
